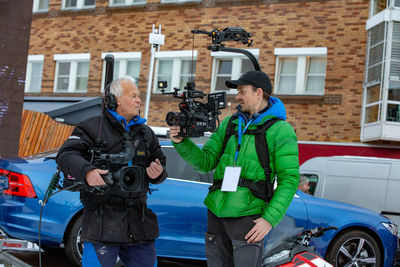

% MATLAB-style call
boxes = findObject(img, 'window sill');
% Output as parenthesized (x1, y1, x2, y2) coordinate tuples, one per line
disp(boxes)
(273, 94, 341, 105)
(161, 0, 202, 4)
(61, 7, 96, 11)
(224, 94, 341, 105)
(108, 3, 147, 8)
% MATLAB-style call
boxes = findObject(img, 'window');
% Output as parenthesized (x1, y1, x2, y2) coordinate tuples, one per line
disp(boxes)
(54, 54, 90, 93)
(109, 0, 145, 6)
(25, 55, 44, 93)
(62, 0, 95, 9)
(210, 49, 259, 94)
(161, 146, 213, 183)
(153, 50, 197, 93)
(33, 0, 49, 12)
(274, 48, 327, 95)
(300, 173, 319, 195)
(101, 52, 141, 90)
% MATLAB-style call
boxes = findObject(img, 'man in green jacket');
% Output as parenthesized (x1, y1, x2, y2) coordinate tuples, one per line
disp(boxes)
(169, 70, 299, 267)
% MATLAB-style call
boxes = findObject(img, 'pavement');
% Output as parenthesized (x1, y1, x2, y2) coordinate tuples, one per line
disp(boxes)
(6, 249, 207, 267)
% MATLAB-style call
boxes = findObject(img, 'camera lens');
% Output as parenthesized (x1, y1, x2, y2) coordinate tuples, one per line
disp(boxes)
(118, 166, 146, 193)
(120, 168, 137, 191)
(166, 112, 187, 126)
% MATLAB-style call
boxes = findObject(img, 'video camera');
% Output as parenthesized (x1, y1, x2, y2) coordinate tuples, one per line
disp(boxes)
(159, 80, 226, 137)
(62, 132, 147, 194)
(161, 27, 259, 138)
(91, 133, 147, 193)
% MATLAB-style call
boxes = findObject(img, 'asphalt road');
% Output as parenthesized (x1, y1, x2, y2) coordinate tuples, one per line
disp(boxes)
(6, 249, 207, 267)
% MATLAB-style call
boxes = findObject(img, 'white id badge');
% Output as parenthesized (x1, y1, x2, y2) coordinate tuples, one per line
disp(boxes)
(221, 166, 242, 192)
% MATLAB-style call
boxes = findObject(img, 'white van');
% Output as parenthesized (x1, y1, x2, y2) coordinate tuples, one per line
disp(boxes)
(300, 156, 400, 228)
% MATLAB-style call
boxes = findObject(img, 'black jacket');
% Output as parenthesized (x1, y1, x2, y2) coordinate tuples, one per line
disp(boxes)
(56, 110, 167, 245)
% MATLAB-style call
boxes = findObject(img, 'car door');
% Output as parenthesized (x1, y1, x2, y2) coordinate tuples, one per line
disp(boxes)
(147, 145, 212, 260)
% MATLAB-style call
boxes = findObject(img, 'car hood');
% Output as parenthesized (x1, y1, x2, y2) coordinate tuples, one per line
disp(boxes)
(298, 190, 391, 223)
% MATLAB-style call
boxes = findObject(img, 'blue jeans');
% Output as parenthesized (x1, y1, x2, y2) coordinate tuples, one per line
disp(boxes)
(82, 242, 157, 267)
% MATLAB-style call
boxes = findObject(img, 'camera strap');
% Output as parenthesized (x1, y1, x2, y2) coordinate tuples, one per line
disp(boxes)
(216, 116, 282, 202)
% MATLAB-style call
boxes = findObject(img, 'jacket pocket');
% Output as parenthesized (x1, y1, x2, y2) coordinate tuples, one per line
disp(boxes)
(83, 205, 130, 243)
(130, 207, 159, 241)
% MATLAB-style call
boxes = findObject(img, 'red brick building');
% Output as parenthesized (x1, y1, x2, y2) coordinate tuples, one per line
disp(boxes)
(25, 0, 400, 144)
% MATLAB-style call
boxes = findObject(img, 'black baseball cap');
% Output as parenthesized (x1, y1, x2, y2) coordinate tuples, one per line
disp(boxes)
(225, 70, 272, 94)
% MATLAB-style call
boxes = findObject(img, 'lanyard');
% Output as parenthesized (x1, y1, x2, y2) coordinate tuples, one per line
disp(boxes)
(234, 116, 254, 165)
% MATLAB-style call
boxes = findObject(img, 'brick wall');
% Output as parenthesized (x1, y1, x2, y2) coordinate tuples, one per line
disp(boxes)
(29, 0, 372, 142)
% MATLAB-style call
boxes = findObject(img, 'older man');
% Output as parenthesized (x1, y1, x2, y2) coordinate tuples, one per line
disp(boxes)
(57, 76, 167, 267)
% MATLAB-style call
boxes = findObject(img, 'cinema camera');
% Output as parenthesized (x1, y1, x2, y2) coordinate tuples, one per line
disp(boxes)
(159, 80, 226, 137)
(160, 27, 258, 138)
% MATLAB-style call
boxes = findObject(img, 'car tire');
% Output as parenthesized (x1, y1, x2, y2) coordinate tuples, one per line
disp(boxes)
(325, 230, 381, 267)
(64, 214, 83, 266)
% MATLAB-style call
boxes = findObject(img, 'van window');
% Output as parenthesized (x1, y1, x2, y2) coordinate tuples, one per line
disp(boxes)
(301, 174, 319, 195)
(161, 146, 213, 183)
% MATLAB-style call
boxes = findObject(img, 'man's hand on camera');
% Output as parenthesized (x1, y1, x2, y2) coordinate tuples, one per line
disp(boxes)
(147, 158, 163, 179)
(86, 169, 108, 186)
(169, 126, 183, 144)
(244, 217, 272, 243)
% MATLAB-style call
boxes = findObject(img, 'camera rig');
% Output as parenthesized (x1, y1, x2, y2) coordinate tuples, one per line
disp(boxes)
(160, 81, 226, 137)
(192, 27, 260, 71)
(160, 27, 260, 137)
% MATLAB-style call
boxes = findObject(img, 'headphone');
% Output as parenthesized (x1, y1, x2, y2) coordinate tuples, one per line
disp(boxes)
(104, 83, 118, 111)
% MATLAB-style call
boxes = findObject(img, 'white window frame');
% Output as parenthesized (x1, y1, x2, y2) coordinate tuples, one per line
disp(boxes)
(153, 50, 198, 94)
(210, 49, 259, 94)
(100, 52, 142, 91)
(109, 0, 146, 6)
(53, 53, 91, 93)
(274, 47, 327, 96)
(33, 0, 49, 12)
(61, 0, 96, 10)
(25, 55, 44, 93)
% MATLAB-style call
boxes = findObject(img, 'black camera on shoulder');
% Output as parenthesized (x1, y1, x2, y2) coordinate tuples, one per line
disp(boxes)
(159, 81, 226, 137)
(90, 133, 147, 194)
(63, 133, 147, 194)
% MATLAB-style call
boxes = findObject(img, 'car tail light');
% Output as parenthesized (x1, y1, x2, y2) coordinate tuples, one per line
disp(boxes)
(0, 168, 37, 198)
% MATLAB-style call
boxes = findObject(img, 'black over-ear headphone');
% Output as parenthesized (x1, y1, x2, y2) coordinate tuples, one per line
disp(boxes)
(105, 83, 117, 111)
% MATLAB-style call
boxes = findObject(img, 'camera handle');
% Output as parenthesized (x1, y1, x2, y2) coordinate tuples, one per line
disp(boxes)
(100, 172, 114, 185)
(192, 27, 260, 71)
(209, 46, 261, 71)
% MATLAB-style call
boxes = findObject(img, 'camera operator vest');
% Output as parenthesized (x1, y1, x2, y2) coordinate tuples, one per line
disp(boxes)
(209, 115, 282, 202)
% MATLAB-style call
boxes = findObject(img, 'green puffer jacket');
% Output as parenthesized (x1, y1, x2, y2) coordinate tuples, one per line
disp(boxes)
(173, 114, 299, 227)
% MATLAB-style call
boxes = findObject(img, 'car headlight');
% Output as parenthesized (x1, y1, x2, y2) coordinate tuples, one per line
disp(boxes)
(381, 222, 398, 236)
(263, 249, 291, 265)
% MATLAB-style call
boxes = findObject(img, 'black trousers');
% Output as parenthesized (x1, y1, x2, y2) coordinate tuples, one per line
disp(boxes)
(205, 210, 264, 267)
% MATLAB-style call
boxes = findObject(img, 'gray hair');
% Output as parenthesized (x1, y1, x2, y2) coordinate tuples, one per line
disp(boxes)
(109, 76, 137, 98)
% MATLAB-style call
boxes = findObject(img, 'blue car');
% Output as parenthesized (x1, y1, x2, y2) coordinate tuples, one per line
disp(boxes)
(0, 140, 398, 266)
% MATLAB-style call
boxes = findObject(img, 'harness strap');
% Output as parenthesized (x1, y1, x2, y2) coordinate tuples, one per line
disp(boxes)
(255, 118, 281, 202)
(217, 116, 282, 202)
(209, 178, 269, 201)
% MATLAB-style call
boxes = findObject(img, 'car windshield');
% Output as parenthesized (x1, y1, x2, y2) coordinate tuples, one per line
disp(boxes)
(264, 216, 305, 253)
